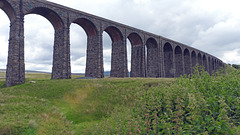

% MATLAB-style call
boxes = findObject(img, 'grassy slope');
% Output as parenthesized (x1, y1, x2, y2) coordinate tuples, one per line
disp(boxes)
(1, 67, 239, 134)
(0, 73, 174, 134)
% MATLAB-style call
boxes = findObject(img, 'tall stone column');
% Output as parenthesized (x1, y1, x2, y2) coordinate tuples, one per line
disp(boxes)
(52, 28, 71, 79)
(110, 40, 128, 77)
(85, 34, 104, 78)
(64, 27, 71, 79)
(6, 16, 25, 87)
(147, 47, 159, 77)
(130, 45, 145, 77)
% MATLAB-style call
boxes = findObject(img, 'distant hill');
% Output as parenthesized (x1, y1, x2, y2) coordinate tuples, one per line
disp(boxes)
(0, 69, 6, 72)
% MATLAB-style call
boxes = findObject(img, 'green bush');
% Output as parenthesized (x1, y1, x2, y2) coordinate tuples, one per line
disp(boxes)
(85, 66, 240, 134)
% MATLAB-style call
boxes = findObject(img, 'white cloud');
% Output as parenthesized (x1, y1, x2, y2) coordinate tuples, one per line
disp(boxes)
(71, 56, 86, 73)
(0, 11, 9, 70)
(192, 18, 240, 58)
(222, 49, 240, 64)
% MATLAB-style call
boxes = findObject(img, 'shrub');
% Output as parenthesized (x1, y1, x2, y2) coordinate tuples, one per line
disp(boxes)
(85, 65, 240, 134)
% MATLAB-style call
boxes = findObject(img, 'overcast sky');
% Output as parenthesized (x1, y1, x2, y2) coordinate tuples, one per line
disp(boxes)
(0, 0, 240, 73)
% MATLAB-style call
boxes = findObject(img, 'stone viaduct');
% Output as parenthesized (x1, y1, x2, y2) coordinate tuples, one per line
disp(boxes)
(0, 0, 224, 86)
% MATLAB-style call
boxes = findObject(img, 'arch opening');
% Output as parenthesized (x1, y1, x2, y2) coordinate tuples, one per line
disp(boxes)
(191, 51, 197, 73)
(146, 38, 159, 77)
(104, 26, 128, 77)
(175, 46, 183, 77)
(212, 58, 215, 72)
(0, 9, 10, 78)
(127, 39, 131, 74)
(73, 18, 97, 36)
(184, 49, 191, 75)
(71, 18, 102, 78)
(103, 31, 112, 76)
(104, 26, 123, 42)
(128, 33, 142, 46)
(128, 33, 143, 77)
(70, 23, 87, 74)
(24, 14, 54, 75)
(146, 38, 157, 49)
(26, 7, 63, 30)
(208, 57, 212, 74)
(164, 42, 174, 78)
(203, 55, 208, 71)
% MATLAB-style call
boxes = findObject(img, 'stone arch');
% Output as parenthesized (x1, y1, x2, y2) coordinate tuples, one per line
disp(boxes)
(127, 33, 144, 77)
(191, 51, 197, 72)
(26, 7, 70, 80)
(104, 26, 123, 42)
(146, 38, 158, 77)
(104, 26, 127, 77)
(198, 53, 202, 66)
(72, 18, 98, 36)
(0, 0, 16, 22)
(128, 33, 143, 46)
(184, 49, 191, 75)
(174, 46, 183, 77)
(164, 42, 174, 78)
(71, 18, 103, 78)
(203, 55, 208, 71)
(25, 7, 63, 30)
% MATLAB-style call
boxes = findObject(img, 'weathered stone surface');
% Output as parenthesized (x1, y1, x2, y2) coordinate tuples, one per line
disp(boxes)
(1, 0, 224, 87)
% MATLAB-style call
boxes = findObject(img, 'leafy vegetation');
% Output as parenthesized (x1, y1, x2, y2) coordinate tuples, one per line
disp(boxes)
(83, 66, 240, 134)
(0, 66, 239, 134)
(231, 64, 240, 69)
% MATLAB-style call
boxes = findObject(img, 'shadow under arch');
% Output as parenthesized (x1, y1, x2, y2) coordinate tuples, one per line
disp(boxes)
(211, 58, 215, 72)
(175, 46, 183, 77)
(164, 42, 174, 78)
(128, 33, 142, 46)
(0, 0, 16, 22)
(203, 55, 208, 71)
(104, 26, 128, 77)
(184, 49, 191, 75)
(104, 26, 123, 42)
(208, 56, 212, 74)
(191, 51, 197, 73)
(71, 18, 103, 78)
(198, 53, 202, 66)
(146, 38, 159, 77)
(73, 18, 98, 36)
(127, 33, 144, 77)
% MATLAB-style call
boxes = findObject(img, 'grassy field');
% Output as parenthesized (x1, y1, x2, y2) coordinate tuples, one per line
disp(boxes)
(0, 72, 174, 134)
(0, 66, 239, 134)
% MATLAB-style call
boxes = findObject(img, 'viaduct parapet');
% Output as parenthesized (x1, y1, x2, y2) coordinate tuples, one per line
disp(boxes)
(0, 0, 224, 86)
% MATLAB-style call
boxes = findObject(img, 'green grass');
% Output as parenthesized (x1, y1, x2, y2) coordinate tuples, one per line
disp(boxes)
(0, 66, 239, 134)
(0, 72, 174, 134)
